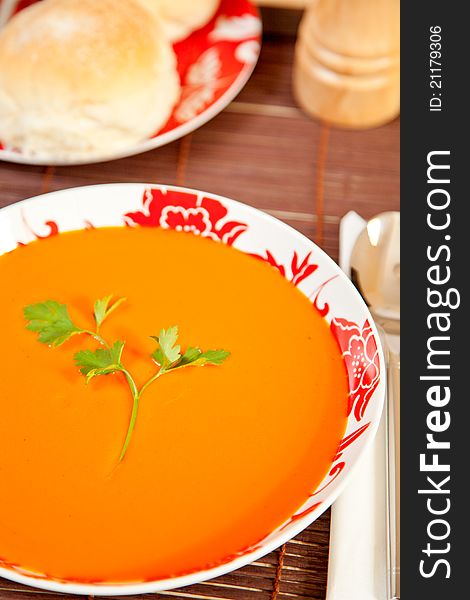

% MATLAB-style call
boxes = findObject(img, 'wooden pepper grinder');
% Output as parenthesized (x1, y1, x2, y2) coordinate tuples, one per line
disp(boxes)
(293, 0, 400, 129)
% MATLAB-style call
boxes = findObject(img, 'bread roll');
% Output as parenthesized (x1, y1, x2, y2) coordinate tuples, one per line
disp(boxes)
(0, 0, 181, 160)
(136, 0, 220, 42)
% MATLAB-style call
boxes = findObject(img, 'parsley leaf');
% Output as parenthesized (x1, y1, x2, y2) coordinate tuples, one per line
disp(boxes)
(75, 340, 125, 383)
(150, 326, 181, 369)
(178, 346, 203, 366)
(151, 347, 165, 368)
(178, 347, 230, 368)
(24, 300, 81, 347)
(150, 329, 230, 372)
(94, 296, 126, 330)
(193, 349, 231, 366)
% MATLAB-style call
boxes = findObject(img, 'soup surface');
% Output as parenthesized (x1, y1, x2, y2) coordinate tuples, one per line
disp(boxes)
(0, 227, 348, 583)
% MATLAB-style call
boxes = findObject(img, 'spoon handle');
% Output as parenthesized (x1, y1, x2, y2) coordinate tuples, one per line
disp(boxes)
(385, 341, 400, 599)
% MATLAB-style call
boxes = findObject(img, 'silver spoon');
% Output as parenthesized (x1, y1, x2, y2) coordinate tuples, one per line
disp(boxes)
(350, 211, 400, 600)
(351, 211, 400, 333)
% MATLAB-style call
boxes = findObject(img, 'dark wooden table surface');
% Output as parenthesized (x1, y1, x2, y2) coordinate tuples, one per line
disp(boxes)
(0, 10, 399, 600)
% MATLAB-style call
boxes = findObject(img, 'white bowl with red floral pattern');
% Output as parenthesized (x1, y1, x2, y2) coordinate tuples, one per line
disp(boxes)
(0, 184, 385, 595)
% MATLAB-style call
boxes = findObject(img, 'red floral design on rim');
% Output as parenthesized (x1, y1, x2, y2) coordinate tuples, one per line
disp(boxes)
(17, 210, 59, 246)
(331, 317, 380, 421)
(333, 422, 371, 461)
(250, 250, 318, 286)
(124, 188, 248, 245)
(280, 502, 322, 531)
(16, 212, 96, 247)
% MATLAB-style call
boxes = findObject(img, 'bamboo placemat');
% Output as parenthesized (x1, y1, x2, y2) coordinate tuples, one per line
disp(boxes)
(0, 9, 399, 600)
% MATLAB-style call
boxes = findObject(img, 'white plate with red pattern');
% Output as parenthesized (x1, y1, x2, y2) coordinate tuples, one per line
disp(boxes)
(0, 183, 385, 596)
(0, 0, 261, 166)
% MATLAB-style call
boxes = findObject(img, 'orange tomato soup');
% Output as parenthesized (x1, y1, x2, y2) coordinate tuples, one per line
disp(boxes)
(0, 227, 348, 583)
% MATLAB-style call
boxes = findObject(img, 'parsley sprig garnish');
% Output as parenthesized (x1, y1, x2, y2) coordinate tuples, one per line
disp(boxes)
(24, 297, 229, 463)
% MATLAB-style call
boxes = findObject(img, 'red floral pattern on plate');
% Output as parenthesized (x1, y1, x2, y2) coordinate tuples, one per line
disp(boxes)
(250, 250, 319, 286)
(298, 422, 371, 503)
(331, 317, 380, 421)
(280, 502, 322, 531)
(124, 188, 248, 245)
(16, 212, 98, 246)
(333, 422, 371, 461)
(16, 210, 59, 246)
